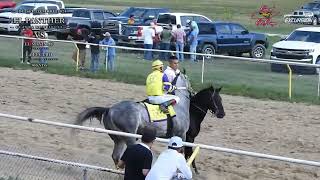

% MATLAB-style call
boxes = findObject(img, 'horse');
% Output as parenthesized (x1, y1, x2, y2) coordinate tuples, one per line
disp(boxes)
(185, 86, 225, 174)
(74, 72, 192, 165)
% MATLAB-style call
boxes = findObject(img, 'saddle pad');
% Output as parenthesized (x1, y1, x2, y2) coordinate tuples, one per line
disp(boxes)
(142, 102, 176, 122)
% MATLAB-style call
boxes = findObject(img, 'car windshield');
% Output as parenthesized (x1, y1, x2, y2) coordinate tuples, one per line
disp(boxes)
(302, 3, 318, 9)
(72, 10, 90, 18)
(14, 5, 35, 12)
(119, 7, 145, 18)
(157, 14, 176, 24)
(21, 1, 63, 9)
(286, 30, 320, 43)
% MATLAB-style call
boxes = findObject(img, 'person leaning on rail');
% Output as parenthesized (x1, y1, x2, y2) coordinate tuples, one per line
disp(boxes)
(146, 136, 192, 180)
(117, 126, 157, 180)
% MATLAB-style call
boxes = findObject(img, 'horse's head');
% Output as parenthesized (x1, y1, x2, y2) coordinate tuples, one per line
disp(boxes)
(193, 86, 225, 118)
(209, 86, 225, 118)
(175, 69, 191, 94)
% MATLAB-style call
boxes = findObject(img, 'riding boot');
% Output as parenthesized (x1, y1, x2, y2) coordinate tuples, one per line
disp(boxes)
(159, 99, 176, 113)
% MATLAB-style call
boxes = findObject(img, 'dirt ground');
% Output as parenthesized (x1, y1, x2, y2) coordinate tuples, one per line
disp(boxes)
(0, 67, 319, 180)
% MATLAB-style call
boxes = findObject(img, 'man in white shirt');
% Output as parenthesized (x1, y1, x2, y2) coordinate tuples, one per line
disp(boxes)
(164, 55, 181, 84)
(143, 24, 155, 60)
(146, 136, 192, 180)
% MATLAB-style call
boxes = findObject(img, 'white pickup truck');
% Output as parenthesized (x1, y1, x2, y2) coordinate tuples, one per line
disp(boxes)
(0, 2, 72, 33)
(117, 12, 212, 47)
(270, 27, 320, 74)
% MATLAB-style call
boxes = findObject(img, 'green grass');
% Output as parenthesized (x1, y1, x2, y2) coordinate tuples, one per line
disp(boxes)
(2, 0, 320, 105)
(0, 36, 319, 105)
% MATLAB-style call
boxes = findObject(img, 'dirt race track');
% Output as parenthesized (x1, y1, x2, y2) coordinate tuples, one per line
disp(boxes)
(0, 67, 319, 180)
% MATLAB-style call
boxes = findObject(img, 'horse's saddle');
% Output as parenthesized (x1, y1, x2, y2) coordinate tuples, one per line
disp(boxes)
(140, 100, 176, 122)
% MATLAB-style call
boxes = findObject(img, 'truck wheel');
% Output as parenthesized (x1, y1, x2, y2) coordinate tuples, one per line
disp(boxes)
(250, 44, 266, 59)
(56, 33, 68, 40)
(201, 44, 215, 60)
(312, 17, 318, 25)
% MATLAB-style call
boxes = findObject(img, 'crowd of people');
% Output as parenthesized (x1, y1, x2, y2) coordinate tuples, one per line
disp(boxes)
(20, 17, 198, 72)
(142, 19, 199, 62)
(71, 28, 116, 72)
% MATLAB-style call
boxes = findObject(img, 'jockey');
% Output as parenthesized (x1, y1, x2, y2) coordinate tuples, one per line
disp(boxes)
(163, 55, 180, 85)
(146, 60, 180, 113)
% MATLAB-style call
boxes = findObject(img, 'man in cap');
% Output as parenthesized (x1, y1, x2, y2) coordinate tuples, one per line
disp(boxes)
(99, 32, 116, 72)
(118, 126, 157, 180)
(159, 24, 172, 60)
(146, 60, 180, 113)
(146, 136, 192, 180)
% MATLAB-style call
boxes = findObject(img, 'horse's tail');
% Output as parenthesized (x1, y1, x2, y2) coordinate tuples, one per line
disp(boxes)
(75, 107, 109, 126)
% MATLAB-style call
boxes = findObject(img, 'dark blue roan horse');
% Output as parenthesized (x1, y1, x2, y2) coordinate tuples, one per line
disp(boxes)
(74, 72, 225, 173)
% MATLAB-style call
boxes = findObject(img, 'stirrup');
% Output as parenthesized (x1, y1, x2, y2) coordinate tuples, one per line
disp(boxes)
(160, 104, 169, 113)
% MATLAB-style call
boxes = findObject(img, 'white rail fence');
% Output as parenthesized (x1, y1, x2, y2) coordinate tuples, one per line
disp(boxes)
(1, 112, 320, 168)
(1, 34, 320, 97)
(0, 149, 124, 179)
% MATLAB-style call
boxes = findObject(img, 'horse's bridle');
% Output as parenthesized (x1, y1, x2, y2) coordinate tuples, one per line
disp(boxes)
(190, 91, 218, 117)
(173, 73, 218, 117)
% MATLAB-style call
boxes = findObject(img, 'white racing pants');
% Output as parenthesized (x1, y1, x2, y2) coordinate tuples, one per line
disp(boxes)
(148, 94, 180, 104)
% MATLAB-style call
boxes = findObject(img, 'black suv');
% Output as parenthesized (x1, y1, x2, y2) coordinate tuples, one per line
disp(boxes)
(54, 9, 116, 39)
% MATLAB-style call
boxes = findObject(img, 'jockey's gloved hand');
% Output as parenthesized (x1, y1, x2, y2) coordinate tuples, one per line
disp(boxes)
(172, 86, 177, 91)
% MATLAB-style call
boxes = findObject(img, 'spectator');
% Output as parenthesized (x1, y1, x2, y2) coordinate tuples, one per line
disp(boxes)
(172, 24, 186, 61)
(72, 28, 87, 70)
(21, 23, 33, 64)
(186, 19, 199, 35)
(188, 22, 199, 62)
(146, 136, 192, 180)
(142, 25, 155, 60)
(117, 126, 157, 180)
(159, 25, 172, 61)
(100, 32, 116, 72)
(151, 21, 161, 59)
(38, 27, 48, 65)
(88, 32, 100, 73)
(128, 14, 135, 25)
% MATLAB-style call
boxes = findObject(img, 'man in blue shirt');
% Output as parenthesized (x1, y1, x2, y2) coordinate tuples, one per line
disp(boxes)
(188, 22, 199, 62)
(100, 32, 116, 72)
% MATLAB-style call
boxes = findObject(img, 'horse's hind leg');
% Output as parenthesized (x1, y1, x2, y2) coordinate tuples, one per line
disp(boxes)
(110, 135, 126, 166)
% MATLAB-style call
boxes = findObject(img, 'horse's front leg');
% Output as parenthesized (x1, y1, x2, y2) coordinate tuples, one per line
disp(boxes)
(185, 135, 200, 174)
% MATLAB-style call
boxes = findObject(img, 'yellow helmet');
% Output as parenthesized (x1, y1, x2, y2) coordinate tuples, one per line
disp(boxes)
(152, 60, 163, 70)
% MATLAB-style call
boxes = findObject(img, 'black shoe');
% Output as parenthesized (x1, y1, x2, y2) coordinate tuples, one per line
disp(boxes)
(160, 104, 169, 113)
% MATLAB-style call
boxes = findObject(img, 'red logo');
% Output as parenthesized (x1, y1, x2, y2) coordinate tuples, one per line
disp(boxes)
(251, 5, 280, 27)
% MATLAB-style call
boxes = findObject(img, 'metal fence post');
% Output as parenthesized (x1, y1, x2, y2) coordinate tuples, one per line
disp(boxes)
(83, 168, 88, 180)
(201, 56, 205, 84)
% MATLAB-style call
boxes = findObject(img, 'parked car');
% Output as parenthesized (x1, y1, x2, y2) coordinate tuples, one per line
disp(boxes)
(0, 0, 16, 9)
(0, 2, 72, 34)
(284, 1, 320, 25)
(196, 22, 268, 59)
(270, 27, 320, 74)
(0, 0, 64, 13)
(104, 7, 169, 40)
(117, 12, 211, 47)
(53, 8, 117, 40)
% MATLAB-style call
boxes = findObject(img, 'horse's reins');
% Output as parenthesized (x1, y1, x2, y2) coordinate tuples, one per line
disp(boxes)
(173, 73, 217, 117)
(176, 87, 217, 117)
